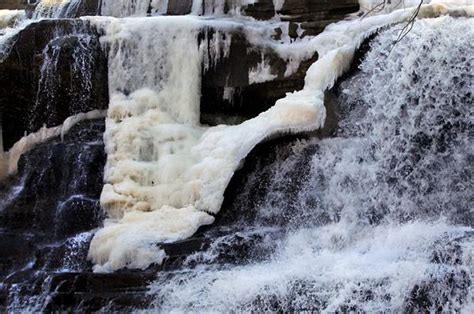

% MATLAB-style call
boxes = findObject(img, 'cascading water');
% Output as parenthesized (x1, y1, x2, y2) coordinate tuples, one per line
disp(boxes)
(32, 0, 84, 19)
(0, 10, 26, 60)
(0, 0, 473, 311)
(86, 2, 472, 274)
(143, 16, 473, 312)
(33, 0, 83, 19)
(31, 28, 97, 131)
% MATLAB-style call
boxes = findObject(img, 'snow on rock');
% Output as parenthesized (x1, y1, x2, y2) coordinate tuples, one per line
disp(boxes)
(0, 110, 106, 180)
(87, 2, 474, 272)
(358, 0, 474, 14)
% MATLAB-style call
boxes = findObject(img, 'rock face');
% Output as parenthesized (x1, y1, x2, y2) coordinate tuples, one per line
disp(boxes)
(166, 0, 360, 25)
(200, 29, 319, 125)
(0, 19, 108, 150)
(0, 119, 167, 312)
(0, 120, 105, 278)
(0, 0, 32, 11)
(278, 0, 360, 36)
(0, 1, 360, 149)
(0, 119, 106, 310)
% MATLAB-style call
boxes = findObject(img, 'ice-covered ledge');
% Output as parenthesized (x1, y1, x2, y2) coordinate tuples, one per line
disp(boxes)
(0, 110, 106, 180)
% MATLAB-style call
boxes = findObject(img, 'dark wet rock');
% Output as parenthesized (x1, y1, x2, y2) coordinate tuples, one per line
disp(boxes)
(0, 19, 108, 150)
(200, 28, 318, 125)
(404, 269, 471, 312)
(0, 117, 166, 312)
(217, 134, 320, 226)
(0, 1, 367, 311)
(199, 1, 359, 125)
(77, 0, 102, 17)
(0, 119, 105, 281)
(0, 0, 33, 11)
(166, 0, 360, 24)
(167, 0, 193, 15)
(43, 272, 155, 312)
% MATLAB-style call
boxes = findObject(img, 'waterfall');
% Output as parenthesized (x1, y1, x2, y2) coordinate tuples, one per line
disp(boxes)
(0, 0, 473, 311)
(0, 9, 25, 29)
(145, 16, 474, 312)
(31, 30, 96, 131)
(0, 10, 27, 61)
(32, 0, 83, 19)
(86, 2, 472, 273)
(101, 0, 152, 17)
(0, 110, 106, 179)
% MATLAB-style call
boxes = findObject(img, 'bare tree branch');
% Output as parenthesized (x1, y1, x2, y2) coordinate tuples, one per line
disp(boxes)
(360, 1, 424, 49)
(393, 0, 423, 45)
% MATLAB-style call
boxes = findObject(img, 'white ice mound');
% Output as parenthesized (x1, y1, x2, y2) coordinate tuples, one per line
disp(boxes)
(87, 3, 474, 272)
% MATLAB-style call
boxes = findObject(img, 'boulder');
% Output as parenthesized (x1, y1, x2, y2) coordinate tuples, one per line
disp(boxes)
(0, 19, 108, 150)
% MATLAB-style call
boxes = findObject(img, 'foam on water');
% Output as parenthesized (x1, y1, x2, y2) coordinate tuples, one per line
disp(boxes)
(145, 16, 473, 312)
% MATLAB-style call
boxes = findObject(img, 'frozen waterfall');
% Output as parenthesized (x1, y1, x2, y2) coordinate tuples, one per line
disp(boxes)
(86, 2, 473, 272)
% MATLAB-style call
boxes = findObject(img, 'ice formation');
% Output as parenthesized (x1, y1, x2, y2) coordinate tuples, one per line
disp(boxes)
(249, 54, 278, 84)
(100, 0, 263, 17)
(101, 0, 151, 17)
(190, 0, 258, 16)
(0, 110, 106, 180)
(86, 1, 473, 272)
(359, 0, 474, 13)
(273, 0, 285, 11)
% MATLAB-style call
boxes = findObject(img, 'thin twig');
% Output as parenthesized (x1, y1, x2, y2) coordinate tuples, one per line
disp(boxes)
(361, 1, 387, 19)
(393, 0, 423, 45)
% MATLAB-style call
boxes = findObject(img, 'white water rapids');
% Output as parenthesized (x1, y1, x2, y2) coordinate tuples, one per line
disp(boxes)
(144, 15, 473, 312)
